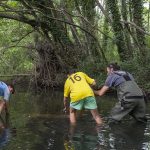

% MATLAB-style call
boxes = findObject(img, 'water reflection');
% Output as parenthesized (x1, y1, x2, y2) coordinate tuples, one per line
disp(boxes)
(62, 112, 150, 149)
(142, 114, 150, 150)
(1, 90, 150, 150)
(0, 114, 16, 149)
(0, 127, 10, 148)
(0, 116, 10, 148)
(107, 122, 147, 149)
(64, 123, 99, 150)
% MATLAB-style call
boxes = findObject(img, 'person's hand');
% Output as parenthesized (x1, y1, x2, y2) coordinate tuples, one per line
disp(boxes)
(63, 107, 69, 114)
(63, 107, 67, 114)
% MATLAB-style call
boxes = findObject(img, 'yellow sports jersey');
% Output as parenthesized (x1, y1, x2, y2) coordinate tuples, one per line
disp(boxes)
(64, 72, 95, 102)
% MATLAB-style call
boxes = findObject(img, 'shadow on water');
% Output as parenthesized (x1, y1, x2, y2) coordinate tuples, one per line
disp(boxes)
(1, 90, 150, 150)
(0, 114, 17, 149)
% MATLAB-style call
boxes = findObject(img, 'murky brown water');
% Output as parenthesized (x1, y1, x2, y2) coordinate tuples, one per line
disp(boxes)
(0, 89, 150, 150)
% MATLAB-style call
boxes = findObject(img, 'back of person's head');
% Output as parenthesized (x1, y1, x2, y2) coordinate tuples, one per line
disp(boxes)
(9, 84, 15, 94)
(66, 69, 76, 75)
(107, 62, 120, 71)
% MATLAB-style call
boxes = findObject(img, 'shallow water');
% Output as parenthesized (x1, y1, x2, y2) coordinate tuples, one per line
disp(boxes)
(1, 90, 150, 150)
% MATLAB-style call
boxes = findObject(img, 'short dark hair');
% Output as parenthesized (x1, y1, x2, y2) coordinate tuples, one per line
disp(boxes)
(107, 62, 120, 71)
(9, 84, 15, 94)
(66, 69, 76, 75)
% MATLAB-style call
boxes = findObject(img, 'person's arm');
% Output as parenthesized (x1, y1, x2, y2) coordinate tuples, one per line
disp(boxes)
(82, 73, 100, 90)
(3, 88, 10, 115)
(83, 72, 95, 85)
(90, 80, 101, 90)
(94, 85, 109, 96)
(63, 80, 70, 113)
(63, 97, 68, 112)
(0, 100, 6, 114)
(91, 80, 96, 86)
(4, 101, 9, 116)
(94, 73, 115, 96)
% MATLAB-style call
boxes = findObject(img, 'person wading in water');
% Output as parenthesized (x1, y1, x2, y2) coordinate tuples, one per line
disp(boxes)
(94, 63, 147, 123)
(63, 70, 102, 125)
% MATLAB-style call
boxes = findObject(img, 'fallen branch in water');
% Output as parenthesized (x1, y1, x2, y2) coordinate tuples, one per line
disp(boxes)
(0, 74, 32, 77)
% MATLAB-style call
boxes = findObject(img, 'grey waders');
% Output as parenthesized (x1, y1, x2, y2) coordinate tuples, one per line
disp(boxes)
(109, 73, 147, 123)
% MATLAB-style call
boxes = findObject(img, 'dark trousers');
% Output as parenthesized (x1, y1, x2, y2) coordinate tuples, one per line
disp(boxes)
(109, 98, 147, 123)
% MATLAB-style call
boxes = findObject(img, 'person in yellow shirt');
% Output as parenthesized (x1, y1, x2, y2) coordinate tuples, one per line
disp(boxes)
(63, 70, 102, 125)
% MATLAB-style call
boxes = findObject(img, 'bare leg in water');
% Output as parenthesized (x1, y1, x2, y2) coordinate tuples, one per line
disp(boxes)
(91, 109, 103, 125)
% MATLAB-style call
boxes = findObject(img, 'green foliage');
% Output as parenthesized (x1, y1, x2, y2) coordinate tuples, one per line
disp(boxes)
(7, 0, 19, 8)
(0, 0, 149, 90)
(78, 56, 107, 86)
(121, 59, 150, 90)
(0, 19, 34, 74)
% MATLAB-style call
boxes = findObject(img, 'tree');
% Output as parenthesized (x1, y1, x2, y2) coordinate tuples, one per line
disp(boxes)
(0, 0, 104, 87)
(106, 0, 128, 61)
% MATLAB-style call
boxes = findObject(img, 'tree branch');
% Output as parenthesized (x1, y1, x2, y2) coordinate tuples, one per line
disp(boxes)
(0, 13, 37, 27)
(0, 12, 97, 40)
(12, 30, 34, 44)
(121, 20, 150, 36)
(95, 0, 112, 23)
(63, 9, 113, 40)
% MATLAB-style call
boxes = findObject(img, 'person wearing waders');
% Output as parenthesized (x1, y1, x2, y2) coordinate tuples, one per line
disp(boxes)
(94, 63, 147, 123)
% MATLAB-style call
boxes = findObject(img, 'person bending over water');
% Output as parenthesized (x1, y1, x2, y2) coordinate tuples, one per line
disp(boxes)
(94, 63, 147, 123)
(63, 70, 102, 125)
(0, 81, 15, 115)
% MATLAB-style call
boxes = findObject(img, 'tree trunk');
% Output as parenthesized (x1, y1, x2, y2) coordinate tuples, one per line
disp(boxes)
(121, 0, 133, 58)
(131, 0, 146, 61)
(106, 0, 128, 61)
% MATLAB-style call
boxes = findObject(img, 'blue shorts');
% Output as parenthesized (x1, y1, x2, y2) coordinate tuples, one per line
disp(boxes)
(70, 96, 97, 110)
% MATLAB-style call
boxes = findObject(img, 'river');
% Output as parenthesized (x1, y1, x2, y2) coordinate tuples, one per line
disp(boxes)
(1, 89, 150, 150)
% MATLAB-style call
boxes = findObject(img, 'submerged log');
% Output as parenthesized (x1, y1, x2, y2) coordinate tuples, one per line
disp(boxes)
(0, 74, 31, 77)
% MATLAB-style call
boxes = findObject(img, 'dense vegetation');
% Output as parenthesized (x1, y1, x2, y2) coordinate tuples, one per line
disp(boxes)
(0, 0, 149, 90)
